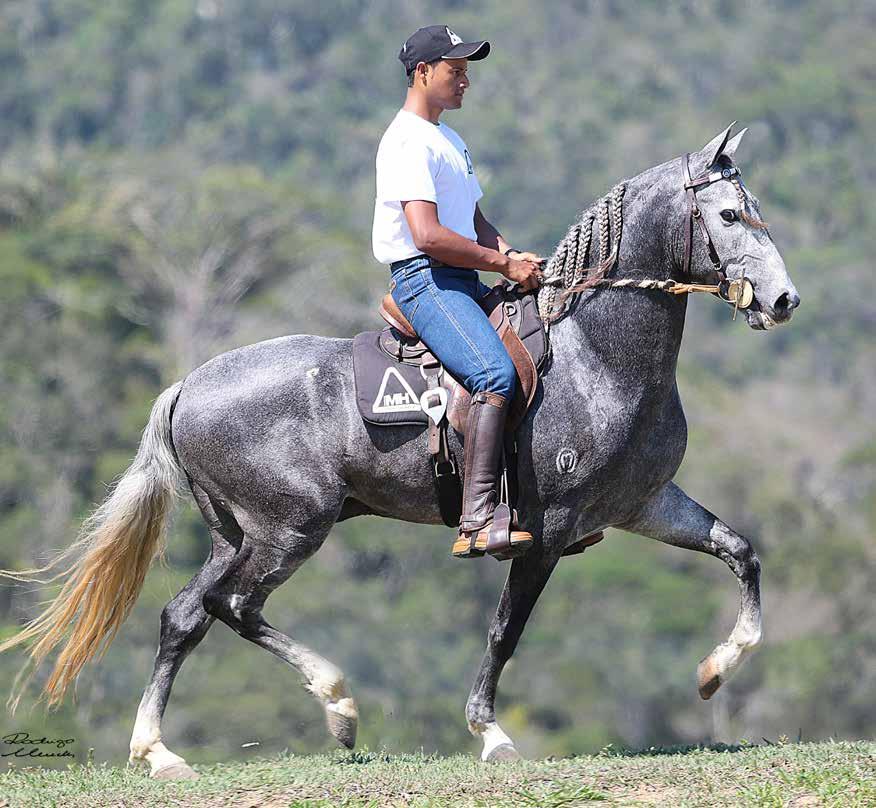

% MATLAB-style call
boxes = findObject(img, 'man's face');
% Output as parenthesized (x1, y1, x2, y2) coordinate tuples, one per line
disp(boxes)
(422, 58, 469, 109)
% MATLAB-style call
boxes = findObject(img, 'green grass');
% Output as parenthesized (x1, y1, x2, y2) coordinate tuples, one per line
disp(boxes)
(0, 741, 873, 807)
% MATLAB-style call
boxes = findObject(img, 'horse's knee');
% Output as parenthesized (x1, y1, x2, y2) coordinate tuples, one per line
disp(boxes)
(730, 539, 760, 582)
(744, 548, 761, 579)
(712, 523, 760, 579)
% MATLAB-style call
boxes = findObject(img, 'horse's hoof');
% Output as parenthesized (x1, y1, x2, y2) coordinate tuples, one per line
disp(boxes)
(151, 762, 199, 780)
(485, 743, 522, 762)
(326, 698, 358, 749)
(697, 655, 722, 700)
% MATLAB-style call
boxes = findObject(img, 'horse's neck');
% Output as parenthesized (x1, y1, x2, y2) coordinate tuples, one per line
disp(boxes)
(551, 289, 686, 388)
(546, 186, 687, 393)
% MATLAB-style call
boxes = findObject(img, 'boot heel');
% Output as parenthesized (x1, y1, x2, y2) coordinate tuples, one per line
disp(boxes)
(452, 533, 485, 558)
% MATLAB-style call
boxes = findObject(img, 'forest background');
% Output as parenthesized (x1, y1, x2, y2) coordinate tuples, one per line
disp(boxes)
(0, 0, 873, 771)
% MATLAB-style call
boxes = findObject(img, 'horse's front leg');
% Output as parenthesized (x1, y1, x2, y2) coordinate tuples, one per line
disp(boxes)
(465, 545, 561, 761)
(620, 480, 763, 699)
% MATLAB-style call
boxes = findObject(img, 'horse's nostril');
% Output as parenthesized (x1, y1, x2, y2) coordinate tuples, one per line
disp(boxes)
(774, 291, 800, 317)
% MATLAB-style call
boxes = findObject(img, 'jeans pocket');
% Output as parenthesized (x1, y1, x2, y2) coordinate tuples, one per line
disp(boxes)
(390, 268, 421, 323)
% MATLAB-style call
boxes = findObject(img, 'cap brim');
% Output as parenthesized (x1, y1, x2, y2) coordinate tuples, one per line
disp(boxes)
(442, 40, 490, 60)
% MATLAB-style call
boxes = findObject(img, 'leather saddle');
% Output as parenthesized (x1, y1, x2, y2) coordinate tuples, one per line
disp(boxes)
(351, 280, 604, 556)
(375, 279, 549, 434)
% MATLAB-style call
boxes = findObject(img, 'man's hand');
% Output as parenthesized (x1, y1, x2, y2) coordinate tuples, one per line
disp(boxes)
(503, 256, 544, 292)
(508, 250, 547, 265)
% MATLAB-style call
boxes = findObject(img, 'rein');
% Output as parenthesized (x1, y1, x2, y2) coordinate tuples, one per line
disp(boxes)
(537, 154, 757, 327)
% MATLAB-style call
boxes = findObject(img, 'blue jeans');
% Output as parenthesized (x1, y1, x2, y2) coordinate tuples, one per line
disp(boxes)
(389, 256, 517, 399)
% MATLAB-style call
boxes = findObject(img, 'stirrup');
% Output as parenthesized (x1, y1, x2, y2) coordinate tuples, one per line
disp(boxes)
(454, 504, 533, 561)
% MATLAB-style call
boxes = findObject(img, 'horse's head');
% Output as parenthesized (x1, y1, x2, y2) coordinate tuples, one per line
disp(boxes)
(684, 124, 800, 330)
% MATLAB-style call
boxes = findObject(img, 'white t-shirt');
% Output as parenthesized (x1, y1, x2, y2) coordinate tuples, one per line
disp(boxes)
(372, 108, 484, 264)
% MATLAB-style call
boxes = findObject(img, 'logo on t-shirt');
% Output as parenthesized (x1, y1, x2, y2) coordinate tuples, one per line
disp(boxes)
(446, 27, 463, 46)
(464, 148, 473, 175)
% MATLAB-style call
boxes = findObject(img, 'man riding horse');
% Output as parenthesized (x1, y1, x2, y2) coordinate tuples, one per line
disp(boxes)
(372, 24, 544, 560)
(0, 20, 801, 772)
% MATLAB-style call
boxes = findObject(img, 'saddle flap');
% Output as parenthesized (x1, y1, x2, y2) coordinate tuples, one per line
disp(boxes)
(508, 289, 548, 370)
(477, 284, 509, 328)
(479, 281, 548, 369)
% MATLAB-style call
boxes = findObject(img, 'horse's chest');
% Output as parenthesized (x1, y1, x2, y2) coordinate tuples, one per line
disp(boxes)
(529, 390, 687, 507)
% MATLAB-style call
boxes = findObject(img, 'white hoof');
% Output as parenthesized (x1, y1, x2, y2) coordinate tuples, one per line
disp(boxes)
(152, 762, 199, 780)
(472, 721, 521, 763)
(698, 626, 761, 700)
(485, 743, 522, 763)
(325, 697, 358, 749)
(697, 653, 722, 700)
(129, 739, 194, 779)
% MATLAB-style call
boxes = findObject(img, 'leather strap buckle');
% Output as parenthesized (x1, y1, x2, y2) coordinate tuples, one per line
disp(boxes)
(434, 457, 457, 477)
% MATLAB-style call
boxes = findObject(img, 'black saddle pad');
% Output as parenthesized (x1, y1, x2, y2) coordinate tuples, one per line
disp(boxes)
(352, 288, 547, 428)
(352, 329, 432, 427)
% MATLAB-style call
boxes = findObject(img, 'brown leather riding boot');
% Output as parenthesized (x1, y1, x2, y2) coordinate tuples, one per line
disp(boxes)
(451, 391, 533, 560)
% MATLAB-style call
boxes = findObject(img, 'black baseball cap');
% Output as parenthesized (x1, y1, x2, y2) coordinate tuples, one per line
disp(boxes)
(398, 25, 490, 75)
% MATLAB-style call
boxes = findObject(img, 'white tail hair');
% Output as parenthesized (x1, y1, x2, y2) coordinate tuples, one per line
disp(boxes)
(0, 381, 184, 713)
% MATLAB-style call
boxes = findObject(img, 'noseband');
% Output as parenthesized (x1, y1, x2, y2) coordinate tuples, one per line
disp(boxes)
(681, 152, 754, 314)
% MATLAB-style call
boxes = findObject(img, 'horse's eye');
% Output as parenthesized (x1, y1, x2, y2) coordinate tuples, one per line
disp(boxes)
(720, 209, 738, 223)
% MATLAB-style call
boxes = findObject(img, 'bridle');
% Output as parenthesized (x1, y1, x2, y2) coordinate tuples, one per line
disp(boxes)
(537, 148, 763, 325)
(681, 152, 754, 315)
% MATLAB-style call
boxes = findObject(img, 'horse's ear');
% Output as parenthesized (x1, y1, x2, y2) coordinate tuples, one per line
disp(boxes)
(721, 127, 748, 162)
(691, 121, 737, 173)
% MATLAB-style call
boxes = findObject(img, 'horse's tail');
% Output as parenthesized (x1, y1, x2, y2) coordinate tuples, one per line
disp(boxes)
(0, 381, 185, 714)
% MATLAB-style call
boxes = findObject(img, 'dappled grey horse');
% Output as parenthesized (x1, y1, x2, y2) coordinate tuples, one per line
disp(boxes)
(0, 124, 799, 778)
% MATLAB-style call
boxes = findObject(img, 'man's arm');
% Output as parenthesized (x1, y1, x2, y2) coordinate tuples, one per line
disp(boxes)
(473, 203, 512, 256)
(402, 199, 542, 291)
(475, 203, 545, 265)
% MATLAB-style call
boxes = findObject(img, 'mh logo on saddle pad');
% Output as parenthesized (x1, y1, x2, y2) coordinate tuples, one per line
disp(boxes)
(372, 367, 422, 413)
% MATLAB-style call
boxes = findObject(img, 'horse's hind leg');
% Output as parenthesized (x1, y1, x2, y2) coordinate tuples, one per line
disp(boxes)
(620, 480, 763, 699)
(201, 527, 358, 749)
(128, 482, 240, 779)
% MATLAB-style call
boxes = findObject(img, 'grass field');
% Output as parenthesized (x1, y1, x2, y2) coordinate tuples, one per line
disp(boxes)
(0, 741, 873, 807)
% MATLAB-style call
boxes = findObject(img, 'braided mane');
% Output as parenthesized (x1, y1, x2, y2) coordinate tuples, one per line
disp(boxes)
(537, 182, 627, 323)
